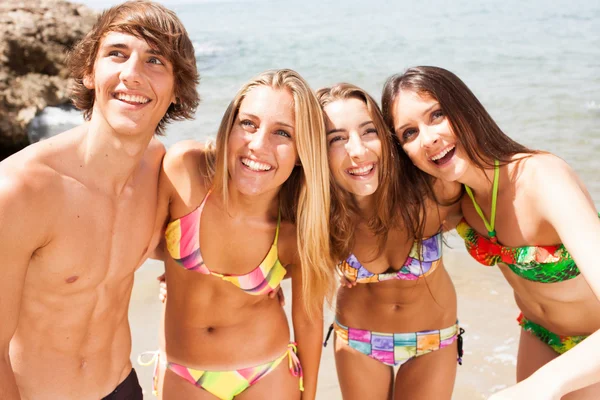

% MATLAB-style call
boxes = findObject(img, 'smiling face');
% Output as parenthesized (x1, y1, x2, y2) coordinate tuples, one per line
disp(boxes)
(226, 85, 298, 197)
(85, 31, 176, 137)
(393, 89, 469, 182)
(324, 98, 382, 200)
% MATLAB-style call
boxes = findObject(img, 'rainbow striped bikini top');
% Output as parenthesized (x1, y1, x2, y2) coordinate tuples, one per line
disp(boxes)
(338, 232, 443, 283)
(165, 191, 287, 295)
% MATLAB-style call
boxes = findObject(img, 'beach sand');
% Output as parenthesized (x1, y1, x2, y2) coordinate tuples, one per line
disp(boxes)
(129, 245, 520, 399)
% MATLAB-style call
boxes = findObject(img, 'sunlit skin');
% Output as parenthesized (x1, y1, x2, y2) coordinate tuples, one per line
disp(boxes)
(227, 87, 298, 198)
(0, 31, 171, 399)
(393, 90, 468, 183)
(325, 97, 459, 400)
(156, 84, 322, 400)
(392, 88, 600, 399)
(325, 98, 381, 203)
(84, 32, 176, 137)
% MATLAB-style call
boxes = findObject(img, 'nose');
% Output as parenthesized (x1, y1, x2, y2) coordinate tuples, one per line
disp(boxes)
(247, 127, 268, 151)
(345, 132, 367, 159)
(420, 125, 440, 148)
(119, 55, 143, 85)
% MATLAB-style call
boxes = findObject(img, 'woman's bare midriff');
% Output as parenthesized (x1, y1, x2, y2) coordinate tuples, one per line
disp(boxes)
(501, 265, 600, 336)
(336, 264, 457, 333)
(164, 261, 291, 371)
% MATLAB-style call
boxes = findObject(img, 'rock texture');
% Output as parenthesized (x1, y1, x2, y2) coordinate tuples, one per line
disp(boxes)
(0, 0, 96, 158)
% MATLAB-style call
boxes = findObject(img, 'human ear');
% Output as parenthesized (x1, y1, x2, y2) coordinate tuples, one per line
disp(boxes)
(83, 74, 94, 90)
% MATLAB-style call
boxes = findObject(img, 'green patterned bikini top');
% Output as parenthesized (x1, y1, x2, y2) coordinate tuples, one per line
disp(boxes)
(456, 160, 581, 283)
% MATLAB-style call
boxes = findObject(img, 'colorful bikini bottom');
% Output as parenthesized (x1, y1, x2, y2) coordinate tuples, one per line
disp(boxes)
(517, 313, 588, 355)
(325, 320, 464, 367)
(138, 343, 303, 399)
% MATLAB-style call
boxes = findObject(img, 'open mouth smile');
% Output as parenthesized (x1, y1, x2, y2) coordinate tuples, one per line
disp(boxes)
(241, 157, 273, 172)
(429, 145, 455, 166)
(346, 163, 376, 176)
(113, 92, 151, 105)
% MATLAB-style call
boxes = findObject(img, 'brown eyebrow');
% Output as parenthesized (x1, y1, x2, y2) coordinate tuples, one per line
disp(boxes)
(102, 42, 129, 50)
(395, 103, 438, 135)
(102, 42, 165, 57)
(239, 113, 294, 130)
(326, 120, 374, 135)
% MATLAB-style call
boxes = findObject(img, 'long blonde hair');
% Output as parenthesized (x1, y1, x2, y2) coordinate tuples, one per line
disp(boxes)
(212, 69, 333, 315)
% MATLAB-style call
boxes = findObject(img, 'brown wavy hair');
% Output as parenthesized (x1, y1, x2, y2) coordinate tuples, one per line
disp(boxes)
(381, 66, 535, 236)
(211, 69, 333, 316)
(67, 0, 199, 135)
(316, 83, 402, 262)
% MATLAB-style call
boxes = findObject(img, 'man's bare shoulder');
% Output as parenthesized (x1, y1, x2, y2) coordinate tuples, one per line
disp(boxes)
(0, 126, 88, 210)
(146, 137, 167, 161)
(0, 146, 62, 199)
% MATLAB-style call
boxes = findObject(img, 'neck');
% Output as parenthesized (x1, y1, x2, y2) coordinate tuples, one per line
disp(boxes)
(225, 180, 279, 218)
(79, 117, 154, 196)
(354, 193, 376, 218)
(458, 162, 497, 197)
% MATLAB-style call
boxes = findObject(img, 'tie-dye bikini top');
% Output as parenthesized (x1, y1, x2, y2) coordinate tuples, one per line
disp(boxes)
(338, 232, 443, 283)
(456, 160, 580, 283)
(165, 190, 286, 295)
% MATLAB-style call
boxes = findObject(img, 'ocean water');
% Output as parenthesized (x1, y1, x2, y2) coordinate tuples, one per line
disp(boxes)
(63, 0, 600, 206)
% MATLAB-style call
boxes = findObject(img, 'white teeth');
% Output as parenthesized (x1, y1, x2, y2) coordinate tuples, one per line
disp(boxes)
(115, 93, 150, 104)
(241, 158, 272, 171)
(430, 145, 455, 161)
(348, 164, 374, 176)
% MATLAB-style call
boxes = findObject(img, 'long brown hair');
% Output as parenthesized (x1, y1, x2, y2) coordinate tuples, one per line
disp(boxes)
(382, 66, 534, 169)
(68, 0, 199, 135)
(212, 69, 333, 315)
(316, 83, 401, 262)
(382, 66, 536, 236)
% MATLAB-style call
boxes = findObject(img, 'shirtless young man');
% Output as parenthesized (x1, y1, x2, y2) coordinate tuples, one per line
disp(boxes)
(0, 2, 198, 399)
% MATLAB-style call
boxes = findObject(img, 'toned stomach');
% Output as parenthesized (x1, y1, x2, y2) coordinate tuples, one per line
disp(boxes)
(336, 264, 457, 333)
(10, 282, 134, 400)
(163, 265, 291, 370)
(501, 265, 600, 335)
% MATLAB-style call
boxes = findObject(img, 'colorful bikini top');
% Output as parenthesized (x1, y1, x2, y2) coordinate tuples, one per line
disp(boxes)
(338, 232, 443, 283)
(165, 191, 287, 295)
(456, 160, 580, 283)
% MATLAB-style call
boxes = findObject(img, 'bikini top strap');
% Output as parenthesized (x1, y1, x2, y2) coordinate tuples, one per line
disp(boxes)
(199, 188, 213, 212)
(273, 208, 281, 245)
(463, 159, 499, 239)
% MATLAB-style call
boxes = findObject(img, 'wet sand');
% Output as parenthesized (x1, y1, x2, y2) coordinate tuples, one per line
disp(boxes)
(129, 244, 520, 399)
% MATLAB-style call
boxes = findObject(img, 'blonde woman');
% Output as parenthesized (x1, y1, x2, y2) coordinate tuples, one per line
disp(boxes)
(318, 83, 463, 400)
(155, 69, 332, 400)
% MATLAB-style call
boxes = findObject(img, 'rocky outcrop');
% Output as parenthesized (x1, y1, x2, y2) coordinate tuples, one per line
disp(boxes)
(0, 0, 96, 158)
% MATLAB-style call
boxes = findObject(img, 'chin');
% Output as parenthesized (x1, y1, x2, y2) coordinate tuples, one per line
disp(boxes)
(231, 178, 271, 197)
(353, 185, 378, 198)
(108, 121, 148, 136)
